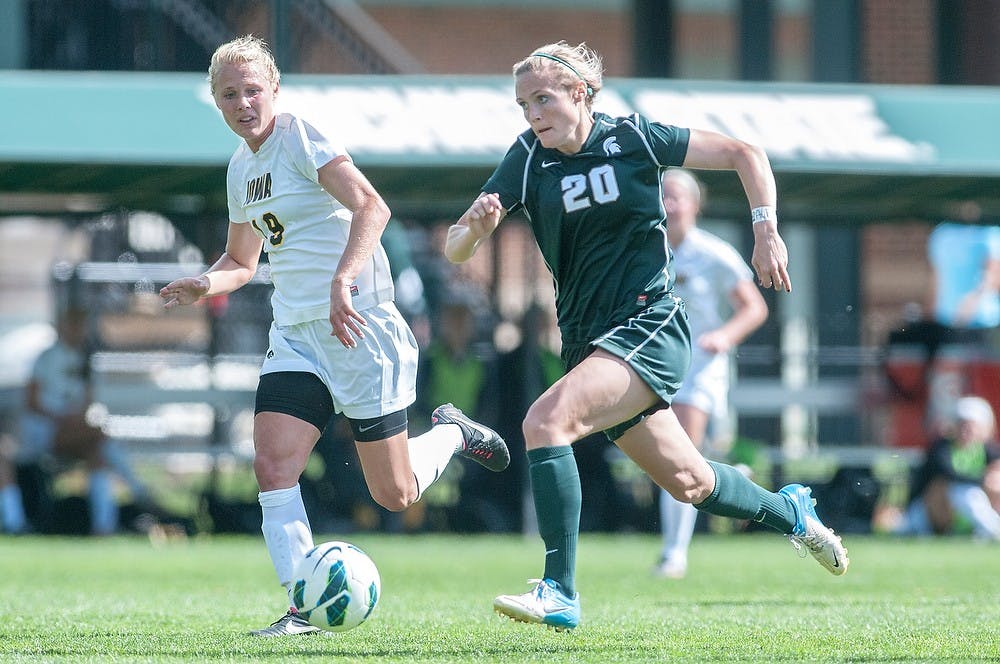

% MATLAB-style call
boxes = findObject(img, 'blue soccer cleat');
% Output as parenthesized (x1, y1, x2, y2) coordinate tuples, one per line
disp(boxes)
(779, 483, 850, 576)
(493, 578, 580, 631)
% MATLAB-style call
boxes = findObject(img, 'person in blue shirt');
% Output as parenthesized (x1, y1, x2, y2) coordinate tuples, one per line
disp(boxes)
(927, 221, 1000, 330)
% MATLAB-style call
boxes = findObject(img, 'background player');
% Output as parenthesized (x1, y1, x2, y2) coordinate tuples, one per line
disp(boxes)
(654, 168, 768, 579)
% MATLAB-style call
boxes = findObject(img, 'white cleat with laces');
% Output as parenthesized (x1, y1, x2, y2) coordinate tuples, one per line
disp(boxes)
(779, 483, 849, 575)
(494, 578, 580, 631)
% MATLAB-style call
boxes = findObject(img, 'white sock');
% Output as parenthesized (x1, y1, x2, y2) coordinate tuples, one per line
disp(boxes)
(88, 469, 118, 535)
(259, 484, 314, 605)
(1, 484, 27, 533)
(407, 425, 462, 499)
(659, 488, 697, 567)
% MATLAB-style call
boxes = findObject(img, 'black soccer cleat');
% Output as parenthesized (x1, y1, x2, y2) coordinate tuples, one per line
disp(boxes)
(249, 609, 323, 637)
(431, 403, 510, 472)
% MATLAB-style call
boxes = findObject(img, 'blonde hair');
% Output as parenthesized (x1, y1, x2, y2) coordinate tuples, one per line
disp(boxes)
(513, 41, 604, 107)
(208, 35, 280, 95)
(662, 168, 704, 209)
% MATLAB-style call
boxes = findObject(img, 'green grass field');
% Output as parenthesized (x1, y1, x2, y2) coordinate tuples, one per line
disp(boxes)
(1, 533, 997, 662)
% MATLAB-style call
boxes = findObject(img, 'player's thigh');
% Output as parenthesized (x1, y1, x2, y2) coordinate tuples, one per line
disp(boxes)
(252, 411, 322, 490)
(671, 402, 710, 448)
(615, 407, 714, 500)
(526, 349, 660, 446)
(347, 408, 414, 495)
(353, 431, 416, 507)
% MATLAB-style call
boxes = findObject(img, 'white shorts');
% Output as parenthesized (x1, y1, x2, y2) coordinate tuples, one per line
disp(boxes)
(673, 350, 729, 420)
(260, 302, 418, 420)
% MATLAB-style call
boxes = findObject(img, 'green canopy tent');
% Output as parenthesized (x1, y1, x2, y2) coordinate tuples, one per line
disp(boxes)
(3, 70, 1000, 253)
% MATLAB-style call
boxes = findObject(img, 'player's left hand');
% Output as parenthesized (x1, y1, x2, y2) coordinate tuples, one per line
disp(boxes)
(751, 220, 792, 292)
(329, 279, 367, 348)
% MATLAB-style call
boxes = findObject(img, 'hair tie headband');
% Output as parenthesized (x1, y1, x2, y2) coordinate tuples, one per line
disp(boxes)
(531, 52, 594, 96)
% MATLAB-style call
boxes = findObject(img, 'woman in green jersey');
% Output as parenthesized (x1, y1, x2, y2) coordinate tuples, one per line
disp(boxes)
(445, 41, 849, 631)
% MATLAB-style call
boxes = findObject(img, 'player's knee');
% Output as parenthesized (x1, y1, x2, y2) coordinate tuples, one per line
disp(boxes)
(521, 413, 551, 448)
(663, 467, 710, 504)
(253, 455, 300, 491)
(522, 405, 576, 447)
(368, 484, 416, 512)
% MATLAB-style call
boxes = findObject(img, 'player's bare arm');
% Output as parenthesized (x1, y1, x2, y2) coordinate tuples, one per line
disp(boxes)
(317, 156, 391, 347)
(682, 129, 791, 292)
(160, 221, 263, 308)
(445, 193, 506, 263)
(700, 280, 769, 353)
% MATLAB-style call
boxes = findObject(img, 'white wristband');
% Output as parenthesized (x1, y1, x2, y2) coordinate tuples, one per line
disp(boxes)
(751, 206, 777, 224)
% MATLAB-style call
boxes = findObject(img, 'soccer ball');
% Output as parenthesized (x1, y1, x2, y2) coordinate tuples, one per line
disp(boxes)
(291, 540, 381, 632)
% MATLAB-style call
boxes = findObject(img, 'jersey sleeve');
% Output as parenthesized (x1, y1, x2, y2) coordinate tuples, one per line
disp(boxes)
(637, 114, 690, 167)
(225, 159, 248, 224)
(291, 116, 348, 182)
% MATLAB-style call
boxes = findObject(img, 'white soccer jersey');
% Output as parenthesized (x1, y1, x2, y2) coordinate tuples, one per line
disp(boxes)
(226, 112, 394, 326)
(671, 226, 755, 413)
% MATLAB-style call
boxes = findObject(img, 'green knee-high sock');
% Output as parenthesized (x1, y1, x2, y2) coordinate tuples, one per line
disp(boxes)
(695, 460, 797, 533)
(527, 445, 581, 597)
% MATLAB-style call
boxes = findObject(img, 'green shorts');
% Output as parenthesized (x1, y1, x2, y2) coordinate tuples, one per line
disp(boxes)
(561, 294, 691, 441)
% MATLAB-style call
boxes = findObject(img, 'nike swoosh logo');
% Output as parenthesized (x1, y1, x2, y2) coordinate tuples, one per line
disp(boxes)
(831, 550, 840, 568)
(358, 422, 380, 433)
(541, 160, 559, 168)
(545, 548, 558, 555)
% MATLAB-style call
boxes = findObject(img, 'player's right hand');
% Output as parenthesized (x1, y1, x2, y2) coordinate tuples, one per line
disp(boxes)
(160, 276, 210, 308)
(465, 192, 504, 240)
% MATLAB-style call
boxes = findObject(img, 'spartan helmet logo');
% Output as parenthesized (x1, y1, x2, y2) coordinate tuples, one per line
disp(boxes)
(602, 136, 622, 156)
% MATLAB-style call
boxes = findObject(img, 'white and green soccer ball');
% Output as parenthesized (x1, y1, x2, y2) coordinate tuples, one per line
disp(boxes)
(291, 541, 381, 632)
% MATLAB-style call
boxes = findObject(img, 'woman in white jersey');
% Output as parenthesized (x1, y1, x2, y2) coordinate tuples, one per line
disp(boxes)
(655, 169, 768, 578)
(160, 35, 509, 637)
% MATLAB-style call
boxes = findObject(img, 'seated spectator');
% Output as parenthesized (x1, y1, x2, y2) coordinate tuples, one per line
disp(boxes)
(894, 395, 1000, 541)
(5, 306, 152, 535)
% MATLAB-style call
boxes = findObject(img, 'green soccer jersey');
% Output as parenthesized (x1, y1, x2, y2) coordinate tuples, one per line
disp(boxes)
(484, 112, 690, 345)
